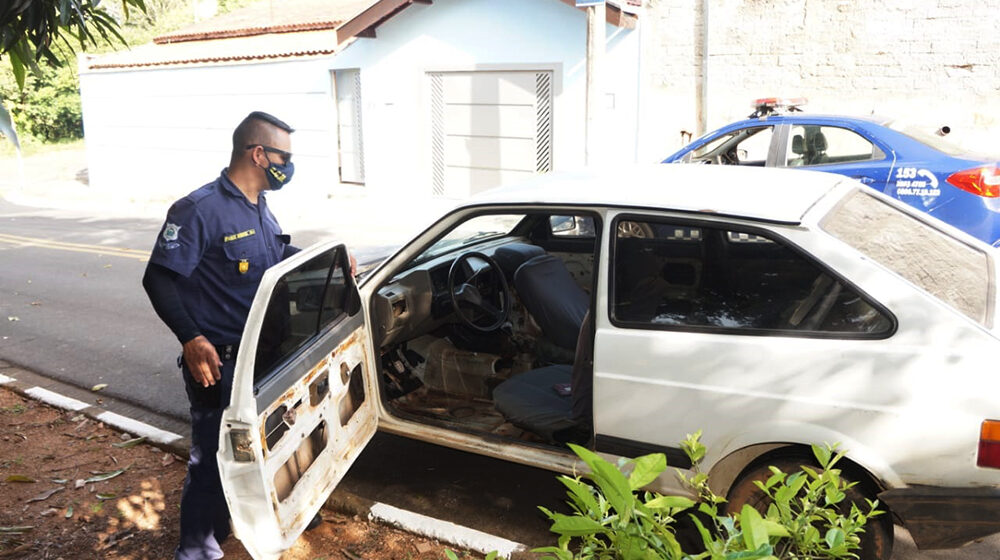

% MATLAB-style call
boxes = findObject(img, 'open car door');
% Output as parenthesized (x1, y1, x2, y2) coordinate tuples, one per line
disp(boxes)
(218, 241, 377, 560)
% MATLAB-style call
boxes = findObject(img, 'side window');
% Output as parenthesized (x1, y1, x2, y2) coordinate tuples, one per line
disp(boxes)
(689, 126, 773, 166)
(611, 217, 892, 337)
(787, 125, 881, 167)
(254, 246, 352, 386)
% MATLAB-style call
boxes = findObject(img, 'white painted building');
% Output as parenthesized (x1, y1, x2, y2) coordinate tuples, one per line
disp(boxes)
(79, 0, 641, 208)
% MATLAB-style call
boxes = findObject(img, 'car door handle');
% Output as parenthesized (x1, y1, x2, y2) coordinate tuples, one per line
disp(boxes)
(851, 175, 875, 184)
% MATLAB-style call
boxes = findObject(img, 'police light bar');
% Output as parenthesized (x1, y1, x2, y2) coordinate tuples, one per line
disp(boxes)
(753, 97, 807, 110)
(750, 97, 807, 118)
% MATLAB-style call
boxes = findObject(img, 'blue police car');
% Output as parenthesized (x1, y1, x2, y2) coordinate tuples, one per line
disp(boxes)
(662, 98, 1000, 246)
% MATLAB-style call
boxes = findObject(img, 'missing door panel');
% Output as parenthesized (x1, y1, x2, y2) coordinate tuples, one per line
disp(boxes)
(273, 421, 328, 503)
(339, 363, 366, 427)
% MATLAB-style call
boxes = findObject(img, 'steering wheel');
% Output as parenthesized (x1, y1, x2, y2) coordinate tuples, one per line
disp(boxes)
(447, 251, 511, 332)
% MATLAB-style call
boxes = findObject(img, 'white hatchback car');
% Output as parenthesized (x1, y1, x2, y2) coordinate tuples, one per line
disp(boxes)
(217, 165, 1000, 560)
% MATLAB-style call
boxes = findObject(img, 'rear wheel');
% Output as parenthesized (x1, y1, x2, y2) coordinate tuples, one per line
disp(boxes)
(617, 220, 654, 239)
(725, 453, 893, 560)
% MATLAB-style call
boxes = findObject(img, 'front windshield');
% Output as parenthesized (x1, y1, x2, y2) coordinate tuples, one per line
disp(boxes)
(417, 213, 525, 261)
(886, 120, 997, 159)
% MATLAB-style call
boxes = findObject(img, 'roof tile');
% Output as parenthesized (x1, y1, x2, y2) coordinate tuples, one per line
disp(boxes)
(154, 0, 373, 43)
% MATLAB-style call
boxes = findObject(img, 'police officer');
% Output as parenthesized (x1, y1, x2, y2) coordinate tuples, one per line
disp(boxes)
(142, 111, 299, 559)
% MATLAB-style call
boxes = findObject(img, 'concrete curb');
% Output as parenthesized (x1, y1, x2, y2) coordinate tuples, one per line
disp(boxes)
(326, 493, 532, 559)
(0, 371, 187, 453)
(0, 369, 533, 559)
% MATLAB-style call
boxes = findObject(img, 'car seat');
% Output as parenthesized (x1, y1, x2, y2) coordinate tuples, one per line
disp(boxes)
(807, 132, 829, 165)
(493, 242, 545, 282)
(513, 254, 589, 351)
(788, 134, 806, 167)
(493, 311, 593, 443)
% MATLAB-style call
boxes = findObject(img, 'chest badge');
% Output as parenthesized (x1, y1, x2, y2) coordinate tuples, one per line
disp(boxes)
(238, 259, 250, 274)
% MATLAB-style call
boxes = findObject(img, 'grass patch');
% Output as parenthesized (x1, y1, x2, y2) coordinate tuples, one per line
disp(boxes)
(1, 403, 27, 415)
(0, 138, 85, 159)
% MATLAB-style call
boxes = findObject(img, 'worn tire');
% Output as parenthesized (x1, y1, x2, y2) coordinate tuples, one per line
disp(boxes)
(725, 453, 893, 560)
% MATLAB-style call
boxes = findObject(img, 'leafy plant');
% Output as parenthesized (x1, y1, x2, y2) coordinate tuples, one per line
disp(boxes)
(536, 433, 882, 560)
(444, 551, 496, 560)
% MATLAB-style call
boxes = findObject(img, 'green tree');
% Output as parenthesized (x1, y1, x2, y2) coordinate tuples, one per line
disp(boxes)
(0, 0, 147, 149)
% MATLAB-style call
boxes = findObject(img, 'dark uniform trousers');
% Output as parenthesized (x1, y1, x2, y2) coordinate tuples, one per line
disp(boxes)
(176, 345, 237, 560)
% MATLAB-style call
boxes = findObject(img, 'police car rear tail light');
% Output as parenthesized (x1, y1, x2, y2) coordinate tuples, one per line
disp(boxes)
(946, 165, 1000, 198)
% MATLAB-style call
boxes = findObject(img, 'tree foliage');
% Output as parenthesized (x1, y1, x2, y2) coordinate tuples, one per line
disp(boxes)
(1, 0, 146, 89)
(0, 0, 146, 149)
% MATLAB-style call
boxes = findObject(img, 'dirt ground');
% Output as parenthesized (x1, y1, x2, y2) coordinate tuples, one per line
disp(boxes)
(0, 388, 480, 560)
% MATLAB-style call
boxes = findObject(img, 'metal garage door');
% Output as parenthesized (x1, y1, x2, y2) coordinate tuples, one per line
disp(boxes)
(429, 70, 553, 197)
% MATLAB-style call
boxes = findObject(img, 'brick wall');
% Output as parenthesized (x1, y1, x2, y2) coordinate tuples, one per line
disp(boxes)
(640, 0, 1000, 157)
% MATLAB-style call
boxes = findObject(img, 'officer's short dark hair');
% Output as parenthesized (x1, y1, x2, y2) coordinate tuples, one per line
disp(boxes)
(232, 111, 295, 159)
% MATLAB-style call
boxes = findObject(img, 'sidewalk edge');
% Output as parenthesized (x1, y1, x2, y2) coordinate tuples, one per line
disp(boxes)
(0, 371, 186, 452)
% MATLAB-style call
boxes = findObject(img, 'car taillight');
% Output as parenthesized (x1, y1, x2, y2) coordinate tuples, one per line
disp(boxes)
(945, 165, 1000, 197)
(978, 420, 1000, 468)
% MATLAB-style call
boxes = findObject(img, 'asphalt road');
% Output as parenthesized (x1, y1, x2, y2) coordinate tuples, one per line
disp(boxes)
(2, 198, 998, 557)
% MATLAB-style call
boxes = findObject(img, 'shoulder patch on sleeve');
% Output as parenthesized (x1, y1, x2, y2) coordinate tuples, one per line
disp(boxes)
(163, 223, 182, 241)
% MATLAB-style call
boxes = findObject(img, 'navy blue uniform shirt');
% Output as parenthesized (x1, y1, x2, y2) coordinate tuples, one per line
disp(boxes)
(150, 171, 288, 345)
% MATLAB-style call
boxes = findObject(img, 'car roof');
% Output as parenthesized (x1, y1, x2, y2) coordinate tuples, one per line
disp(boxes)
(467, 164, 846, 224)
(742, 113, 893, 126)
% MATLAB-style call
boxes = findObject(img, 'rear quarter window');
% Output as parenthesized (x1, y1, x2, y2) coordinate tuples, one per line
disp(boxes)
(821, 190, 993, 326)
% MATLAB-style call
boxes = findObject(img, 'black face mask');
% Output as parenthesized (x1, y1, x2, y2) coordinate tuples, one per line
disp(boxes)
(264, 159, 294, 190)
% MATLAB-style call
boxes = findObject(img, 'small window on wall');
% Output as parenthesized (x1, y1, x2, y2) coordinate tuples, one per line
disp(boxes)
(610, 217, 893, 337)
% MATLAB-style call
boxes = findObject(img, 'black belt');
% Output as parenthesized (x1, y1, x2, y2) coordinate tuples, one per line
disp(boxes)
(215, 344, 239, 362)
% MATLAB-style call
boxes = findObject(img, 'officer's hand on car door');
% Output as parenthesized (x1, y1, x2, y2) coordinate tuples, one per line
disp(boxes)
(182, 335, 223, 387)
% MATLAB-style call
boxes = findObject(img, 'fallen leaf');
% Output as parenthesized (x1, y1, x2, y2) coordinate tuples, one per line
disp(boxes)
(112, 437, 146, 449)
(97, 492, 117, 500)
(161, 454, 175, 466)
(91, 383, 108, 392)
(6, 474, 36, 483)
(0, 526, 34, 533)
(7, 316, 18, 321)
(119, 433, 132, 440)
(110, 455, 118, 465)
(65, 505, 74, 518)
(51, 479, 67, 484)
(39, 508, 59, 517)
(30, 301, 41, 306)
(69, 414, 85, 422)
(415, 542, 436, 554)
(26, 487, 64, 503)
(75, 479, 85, 489)
(84, 467, 128, 484)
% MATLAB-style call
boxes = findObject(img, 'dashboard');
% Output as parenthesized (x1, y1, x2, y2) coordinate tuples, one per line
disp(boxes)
(371, 237, 523, 349)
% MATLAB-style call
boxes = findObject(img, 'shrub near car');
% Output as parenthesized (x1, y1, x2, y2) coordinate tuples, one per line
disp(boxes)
(216, 165, 1000, 560)
(662, 99, 1000, 246)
